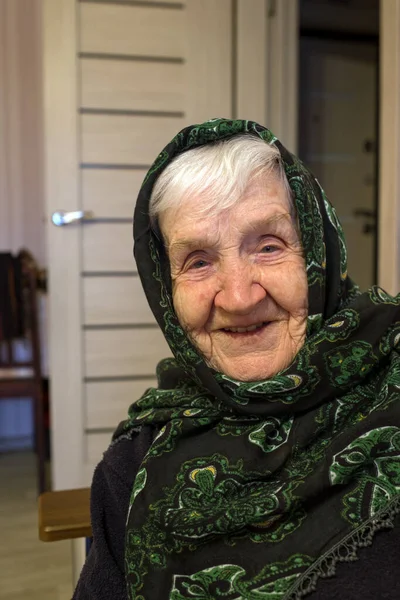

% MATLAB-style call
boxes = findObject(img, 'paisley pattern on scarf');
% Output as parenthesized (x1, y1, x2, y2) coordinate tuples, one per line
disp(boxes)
(113, 119, 400, 599)
(169, 555, 314, 600)
(330, 426, 400, 526)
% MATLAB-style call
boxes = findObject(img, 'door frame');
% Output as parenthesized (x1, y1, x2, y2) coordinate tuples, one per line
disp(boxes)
(379, 0, 400, 294)
(279, 0, 399, 294)
(43, 0, 84, 490)
(298, 32, 379, 288)
(235, 0, 298, 153)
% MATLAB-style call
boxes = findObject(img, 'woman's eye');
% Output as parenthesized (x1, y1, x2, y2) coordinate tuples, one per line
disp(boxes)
(260, 245, 278, 253)
(189, 259, 208, 269)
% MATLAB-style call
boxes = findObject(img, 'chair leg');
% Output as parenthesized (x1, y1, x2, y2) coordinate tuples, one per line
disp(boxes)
(6, 339, 13, 364)
(33, 383, 47, 494)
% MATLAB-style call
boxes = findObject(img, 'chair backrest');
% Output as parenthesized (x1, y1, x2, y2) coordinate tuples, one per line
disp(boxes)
(0, 251, 42, 379)
(0, 251, 46, 494)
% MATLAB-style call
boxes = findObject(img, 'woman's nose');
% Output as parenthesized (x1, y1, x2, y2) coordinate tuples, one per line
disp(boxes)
(214, 264, 267, 314)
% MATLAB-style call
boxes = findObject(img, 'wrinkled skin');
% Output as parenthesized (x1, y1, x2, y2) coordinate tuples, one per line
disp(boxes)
(160, 175, 308, 381)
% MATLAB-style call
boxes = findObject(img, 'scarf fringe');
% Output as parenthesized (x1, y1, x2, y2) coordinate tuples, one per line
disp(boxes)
(288, 495, 400, 600)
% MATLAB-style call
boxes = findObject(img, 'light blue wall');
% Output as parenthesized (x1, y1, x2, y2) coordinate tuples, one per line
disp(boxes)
(0, 398, 33, 451)
(0, 340, 34, 451)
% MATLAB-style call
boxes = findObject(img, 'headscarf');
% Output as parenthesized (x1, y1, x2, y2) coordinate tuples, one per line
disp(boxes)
(114, 119, 400, 599)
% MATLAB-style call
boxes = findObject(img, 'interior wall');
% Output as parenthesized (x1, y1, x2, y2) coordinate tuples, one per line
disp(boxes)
(0, 0, 45, 267)
(0, 0, 45, 450)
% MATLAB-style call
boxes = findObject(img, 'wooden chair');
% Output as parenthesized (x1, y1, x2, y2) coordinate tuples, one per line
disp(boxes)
(0, 251, 46, 494)
(38, 487, 91, 542)
(39, 487, 92, 587)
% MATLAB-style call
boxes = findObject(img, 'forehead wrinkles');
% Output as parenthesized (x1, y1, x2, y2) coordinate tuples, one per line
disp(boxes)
(161, 175, 298, 251)
(166, 217, 223, 256)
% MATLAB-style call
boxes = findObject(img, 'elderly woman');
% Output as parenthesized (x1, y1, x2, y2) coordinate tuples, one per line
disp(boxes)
(74, 119, 400, 600)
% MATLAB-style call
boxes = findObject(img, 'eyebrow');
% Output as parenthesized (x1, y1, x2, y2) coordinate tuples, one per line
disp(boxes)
(166, 237, 219, 258)
(167, 212, 294, 255)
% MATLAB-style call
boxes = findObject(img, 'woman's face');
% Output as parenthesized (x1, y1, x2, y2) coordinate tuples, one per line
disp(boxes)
(160, 175, 308, 381)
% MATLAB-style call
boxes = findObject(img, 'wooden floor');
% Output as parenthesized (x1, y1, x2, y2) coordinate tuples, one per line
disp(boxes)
(0, 451, 73, 599)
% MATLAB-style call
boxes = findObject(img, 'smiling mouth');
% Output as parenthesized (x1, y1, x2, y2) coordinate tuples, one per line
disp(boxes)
(222, 322, 269, 334)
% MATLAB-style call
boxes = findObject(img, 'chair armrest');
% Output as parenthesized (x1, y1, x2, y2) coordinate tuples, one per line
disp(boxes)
(38, 487, 91, 542)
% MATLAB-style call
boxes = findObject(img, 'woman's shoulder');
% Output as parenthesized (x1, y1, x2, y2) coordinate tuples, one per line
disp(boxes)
(72, 425, 156, 599)
(87, 424, 156, 554)
(100, 424, 156, 489)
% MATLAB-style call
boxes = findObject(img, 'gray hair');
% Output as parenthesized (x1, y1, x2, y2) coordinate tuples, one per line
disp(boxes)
(149, 134, 294, 232)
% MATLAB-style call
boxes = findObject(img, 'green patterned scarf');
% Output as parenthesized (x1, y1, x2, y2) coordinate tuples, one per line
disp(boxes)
(115, 119, 400, 599)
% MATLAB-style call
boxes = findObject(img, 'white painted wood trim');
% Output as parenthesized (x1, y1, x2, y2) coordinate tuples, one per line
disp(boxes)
(236, 0, 268, 123)
(79, 2, 185, 58)
(266, 0, 299, 153)
(185, 0, 233, 123)
(43, 0, 84, 490)
(378, 0, 400, 294)
(71, 539, 87, 588)
(80, 59, 185, 113)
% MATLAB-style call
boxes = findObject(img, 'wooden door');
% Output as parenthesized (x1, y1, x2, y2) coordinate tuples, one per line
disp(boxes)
(299, 38, 378, 291)
(43, 0, 299, 491)
(43, 0, 234, 490)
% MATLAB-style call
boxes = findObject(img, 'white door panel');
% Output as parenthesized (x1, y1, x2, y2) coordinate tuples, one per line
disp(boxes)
(85, 379, 158, 431)
(86, 432, 115, 464)
(82, 223, 135, 273)
(83, 277, 155, 326)
(84, 328, 171, 379)
(82, 170, 146, 219)
(81, 59, 185, 113)
(79, 3, 185, 57)
(81, 114, 186, 165)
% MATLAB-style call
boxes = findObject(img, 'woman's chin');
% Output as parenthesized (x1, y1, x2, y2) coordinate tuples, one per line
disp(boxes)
(211, 355, 291, 382)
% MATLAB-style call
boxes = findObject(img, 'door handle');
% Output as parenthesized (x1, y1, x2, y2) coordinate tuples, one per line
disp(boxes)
(51, 210, 94, 227)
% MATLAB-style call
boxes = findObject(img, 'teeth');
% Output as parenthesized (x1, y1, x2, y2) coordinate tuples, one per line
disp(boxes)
(224, 323, 265, 333)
